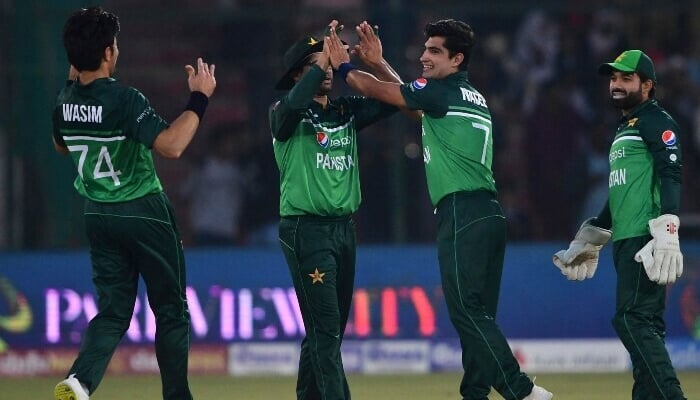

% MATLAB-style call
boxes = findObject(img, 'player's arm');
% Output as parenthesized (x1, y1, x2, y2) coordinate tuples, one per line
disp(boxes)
(51, 109, 69, 155)
(53, 138, 69, 155)
(634, 120, 683, 284)
(153, 58, 216, 159)
(270, 66, 327, 141)
(52, 68, 78, 155)
(644, 122, 682, 214)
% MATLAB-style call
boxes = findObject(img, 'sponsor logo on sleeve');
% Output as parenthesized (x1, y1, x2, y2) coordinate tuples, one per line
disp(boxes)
(412, 78, 427, 90)
(662, 130, 677, 146)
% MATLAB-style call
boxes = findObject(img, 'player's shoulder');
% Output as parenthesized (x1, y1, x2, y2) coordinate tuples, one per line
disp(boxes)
(637, 100, 679, 130)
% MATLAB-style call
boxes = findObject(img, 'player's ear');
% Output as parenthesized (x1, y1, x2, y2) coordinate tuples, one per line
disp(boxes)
(641, 78, 654, 97)
(452, 52, 464, 68)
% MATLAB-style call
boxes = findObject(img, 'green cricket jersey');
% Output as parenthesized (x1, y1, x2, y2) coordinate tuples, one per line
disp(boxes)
(605, 99, 682, 240)
(399, 71, 496, 206)
(52, 78, 167, 202)
(270, 66, 396, 217)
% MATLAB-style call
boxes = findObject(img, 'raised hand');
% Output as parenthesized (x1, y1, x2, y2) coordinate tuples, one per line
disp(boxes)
(353, 21, 382, 66)
(326, 24, 350, 70)
(185, 57, 216, 97)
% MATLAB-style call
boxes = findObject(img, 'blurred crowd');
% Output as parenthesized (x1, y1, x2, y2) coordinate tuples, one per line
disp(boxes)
(54, 1, 700, 246)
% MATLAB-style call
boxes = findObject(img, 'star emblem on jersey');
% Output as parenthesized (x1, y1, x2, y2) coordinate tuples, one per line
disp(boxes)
(627, 118, 638, 127)
(309, 268, 325, 284)
(308, 37, 319, 46)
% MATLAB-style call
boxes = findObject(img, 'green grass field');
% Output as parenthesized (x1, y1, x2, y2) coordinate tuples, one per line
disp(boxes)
(5, 371, 700, 399)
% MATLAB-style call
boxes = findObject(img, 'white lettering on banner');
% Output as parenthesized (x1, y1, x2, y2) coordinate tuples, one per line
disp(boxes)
(0, 351, 50, 376)
(43, 285, 438, 345)
(229, 343, 299, 375)
(668, 340, 700, 369)
(423, 146, 431, 164)
(361, 340, 431, 374)
(609, 168, 626, 187)
(62, 104, 103, 123)
(459, 87, 487, 107)
(508, 339, 629, 373)
(316, 153, 355, 171)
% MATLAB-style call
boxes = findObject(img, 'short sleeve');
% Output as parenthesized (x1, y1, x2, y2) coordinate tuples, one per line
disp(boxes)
(399, 78, 449, 117)
(123, 88, 169, 148)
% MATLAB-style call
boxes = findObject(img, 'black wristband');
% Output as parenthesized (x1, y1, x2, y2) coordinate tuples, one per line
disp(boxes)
(185, 91, 209, 121)
(337, 62, 358, 82)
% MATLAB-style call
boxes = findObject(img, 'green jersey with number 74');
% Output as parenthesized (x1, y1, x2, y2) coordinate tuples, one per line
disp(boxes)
(52, 78, 166, 202)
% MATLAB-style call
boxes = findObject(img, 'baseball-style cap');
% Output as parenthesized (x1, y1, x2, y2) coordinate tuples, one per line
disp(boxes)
(598, 49, 657, 82)
(275, 36, 325, 90)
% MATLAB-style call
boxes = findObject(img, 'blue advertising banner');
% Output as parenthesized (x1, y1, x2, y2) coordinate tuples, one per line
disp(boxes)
(0, 243, 698, 351)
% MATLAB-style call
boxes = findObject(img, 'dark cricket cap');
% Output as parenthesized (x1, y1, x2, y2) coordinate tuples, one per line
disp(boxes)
(598, 49, 657, 82)
(275, 35, 325, 90)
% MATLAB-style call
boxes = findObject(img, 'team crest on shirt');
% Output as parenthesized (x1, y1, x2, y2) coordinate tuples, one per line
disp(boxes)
(412, 78, 427, 90)
(317, 132, 329, 148)
(661, 130, 677, 146)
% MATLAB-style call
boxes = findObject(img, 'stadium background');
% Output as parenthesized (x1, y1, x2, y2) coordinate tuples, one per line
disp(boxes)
(1, 1, 700, 398)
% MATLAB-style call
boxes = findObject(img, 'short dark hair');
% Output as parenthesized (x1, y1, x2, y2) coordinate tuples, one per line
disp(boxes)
(63, 7, 120, 71)
(424, 19, 475, 71)
(637, 72, 656, 98)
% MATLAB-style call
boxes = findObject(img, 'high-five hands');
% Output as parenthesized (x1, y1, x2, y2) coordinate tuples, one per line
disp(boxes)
(326, 21, 350, 70)
(353, 21, 382, 66)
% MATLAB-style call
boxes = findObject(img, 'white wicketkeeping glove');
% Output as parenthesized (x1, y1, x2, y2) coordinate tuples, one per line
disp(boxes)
(635, 214, 683, 285)
(553, 218, 612, 281)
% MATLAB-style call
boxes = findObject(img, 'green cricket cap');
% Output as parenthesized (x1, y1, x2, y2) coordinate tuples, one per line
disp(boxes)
(275, 35, 325, 90)
(598, 49, 656, 82)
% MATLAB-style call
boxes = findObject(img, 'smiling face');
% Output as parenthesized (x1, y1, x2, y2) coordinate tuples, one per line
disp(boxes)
(608, 71, 652, 112)
(419, 36, 463, 79)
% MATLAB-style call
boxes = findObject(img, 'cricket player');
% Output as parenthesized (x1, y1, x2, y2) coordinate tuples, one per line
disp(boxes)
(270, 20, 402, 400)
(326, 19, 552, 400)
(52, 7, 215, 400)
(553, 50, 686, 399)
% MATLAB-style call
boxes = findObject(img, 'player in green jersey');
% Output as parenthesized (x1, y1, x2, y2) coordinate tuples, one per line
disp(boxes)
(326, 19, 552, 400)
(51, 7, 216, 400)
(553, 50, 686, 399)
(270, 20, 402, 400)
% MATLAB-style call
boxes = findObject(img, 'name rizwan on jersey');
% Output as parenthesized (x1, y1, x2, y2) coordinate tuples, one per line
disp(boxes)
(62, 104, 103, 123)
(316, 153, 355, 171)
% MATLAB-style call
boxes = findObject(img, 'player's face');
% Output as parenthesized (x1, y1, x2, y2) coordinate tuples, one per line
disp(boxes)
(298, 52, 333, 95)
(609, 71, 647, 111)
(419, 36, 461, 79)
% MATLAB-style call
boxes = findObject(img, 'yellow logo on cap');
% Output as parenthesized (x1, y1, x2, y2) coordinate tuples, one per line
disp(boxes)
(308, 37, 318, 46)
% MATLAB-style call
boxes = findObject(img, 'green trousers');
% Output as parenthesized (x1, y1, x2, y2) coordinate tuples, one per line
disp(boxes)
(436, 191, 533, 400)
(612, 236, 686, 400)
(69, 192, 193, 400)
(279, 215, 355, 400)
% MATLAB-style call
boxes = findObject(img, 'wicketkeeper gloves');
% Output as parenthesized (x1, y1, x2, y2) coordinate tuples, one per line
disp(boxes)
(634, 214, 683, 285)
(552, 218, 612, 281)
